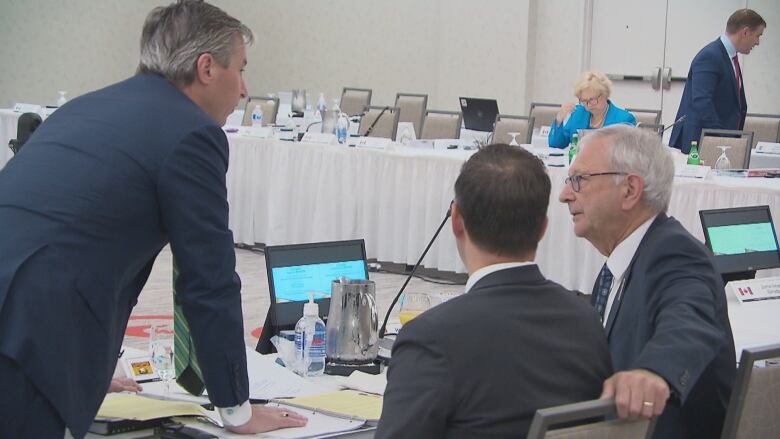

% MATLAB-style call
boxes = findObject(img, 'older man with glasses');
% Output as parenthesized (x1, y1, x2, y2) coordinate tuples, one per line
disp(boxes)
(559, 125, 736, 439)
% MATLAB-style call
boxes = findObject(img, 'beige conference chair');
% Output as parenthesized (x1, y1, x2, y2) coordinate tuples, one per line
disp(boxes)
(720, 343, 780, 439)
(420, 110, 462, 140)
(626, 108, 662, 127)
(395, 93, 428, 137)
(340, 87, 372, 117)
(743, 113, 780, 149)
(492, 114, 535, 145)
(242, 95, 279, 126)
(529, 102, 562, 129)
(527, 398, 656, 439)
(358, 105, 400, 139)
(638, 123, 664, 136)
(699, 129, 754, 169)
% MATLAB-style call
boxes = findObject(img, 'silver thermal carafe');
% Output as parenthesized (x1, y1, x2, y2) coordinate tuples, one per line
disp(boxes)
(325, 278, 379, 375)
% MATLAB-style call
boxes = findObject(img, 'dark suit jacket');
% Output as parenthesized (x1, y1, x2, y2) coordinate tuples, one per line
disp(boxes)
(376, 265, 612, 439)
(670, 38, 747, 153)
(0, 74, 248, 438)
(600, 214, 735, 439)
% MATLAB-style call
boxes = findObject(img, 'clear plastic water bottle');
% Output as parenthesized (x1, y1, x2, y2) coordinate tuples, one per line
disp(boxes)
(336, 112, 349, 144)
(294, 293, 326, 377)
(315, 93, 327, 120)
(251, 104, 263, 127)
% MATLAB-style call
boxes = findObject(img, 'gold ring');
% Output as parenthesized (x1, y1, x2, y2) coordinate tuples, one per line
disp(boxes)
(643, 401, 654, 407)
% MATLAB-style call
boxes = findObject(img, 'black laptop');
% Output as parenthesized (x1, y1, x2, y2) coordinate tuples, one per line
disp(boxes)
(459, 97, 499, 132)
(256, 239, 369, 353)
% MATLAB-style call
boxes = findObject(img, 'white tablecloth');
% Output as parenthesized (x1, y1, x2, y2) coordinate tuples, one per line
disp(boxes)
(226, 135, 780, 293)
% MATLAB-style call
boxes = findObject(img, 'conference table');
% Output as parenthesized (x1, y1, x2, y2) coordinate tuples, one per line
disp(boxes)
(225, 134, 780, 293)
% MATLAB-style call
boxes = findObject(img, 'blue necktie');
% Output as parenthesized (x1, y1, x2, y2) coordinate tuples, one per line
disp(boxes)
(593, 263, 613, 320)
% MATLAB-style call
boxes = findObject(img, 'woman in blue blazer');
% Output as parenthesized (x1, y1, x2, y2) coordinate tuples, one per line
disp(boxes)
(549, 71, 636, 148)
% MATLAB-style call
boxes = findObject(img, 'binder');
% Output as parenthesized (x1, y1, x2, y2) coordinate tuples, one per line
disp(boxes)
(88, 417, 167, 435)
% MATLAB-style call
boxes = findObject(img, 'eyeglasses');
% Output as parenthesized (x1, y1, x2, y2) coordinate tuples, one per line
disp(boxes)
(565, 172, 627, 193)
(578, 95, 601, 106)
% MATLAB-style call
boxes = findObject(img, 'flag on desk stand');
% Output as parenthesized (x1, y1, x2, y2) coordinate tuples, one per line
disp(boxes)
(173, 256, 206, 396)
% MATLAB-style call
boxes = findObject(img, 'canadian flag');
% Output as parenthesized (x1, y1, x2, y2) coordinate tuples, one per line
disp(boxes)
(737, 287, 754, 296)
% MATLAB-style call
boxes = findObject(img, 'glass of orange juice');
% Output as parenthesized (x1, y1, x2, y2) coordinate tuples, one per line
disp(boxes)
(398, 292, 432, 326)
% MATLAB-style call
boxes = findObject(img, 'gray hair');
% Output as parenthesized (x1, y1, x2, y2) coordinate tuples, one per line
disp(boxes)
(137, 0, 253, 86)
(585, 124, 674, 213)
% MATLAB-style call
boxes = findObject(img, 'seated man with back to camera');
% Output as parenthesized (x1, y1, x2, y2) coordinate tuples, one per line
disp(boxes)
(559, 125, 735, 438)
(548, 71, 636, 149)
(375, 144, 613, 438)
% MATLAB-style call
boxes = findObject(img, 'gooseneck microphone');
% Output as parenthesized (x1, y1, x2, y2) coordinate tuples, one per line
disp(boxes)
(378, 201, 453, 338)
(662, 114, 687, 133)
(362, 106, 390, 137)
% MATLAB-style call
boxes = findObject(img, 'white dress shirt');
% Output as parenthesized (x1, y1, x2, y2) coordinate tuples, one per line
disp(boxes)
(464, 261, 535, 293)
(720, 34, 739, 80)
(602, 215, 657, 326)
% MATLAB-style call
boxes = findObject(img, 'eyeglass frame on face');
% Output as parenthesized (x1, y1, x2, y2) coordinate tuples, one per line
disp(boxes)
(578, 94, 602, 107)
(565, 172, 628, 193)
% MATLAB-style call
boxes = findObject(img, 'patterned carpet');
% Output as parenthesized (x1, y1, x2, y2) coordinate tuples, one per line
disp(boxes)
(124, 245, 466, 351)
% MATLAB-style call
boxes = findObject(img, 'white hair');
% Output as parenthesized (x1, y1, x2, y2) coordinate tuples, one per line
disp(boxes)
(137, 0, 253, 86)
(586, 124, 674, 213)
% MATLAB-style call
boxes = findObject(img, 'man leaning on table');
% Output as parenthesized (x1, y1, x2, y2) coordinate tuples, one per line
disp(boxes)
(0, 1, 306, 437)
(560, 125, 736, 438)
(376, 144, 612, 438)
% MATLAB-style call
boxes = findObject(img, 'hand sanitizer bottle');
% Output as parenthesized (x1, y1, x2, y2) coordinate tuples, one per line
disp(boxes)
(294, 293, 326, 377)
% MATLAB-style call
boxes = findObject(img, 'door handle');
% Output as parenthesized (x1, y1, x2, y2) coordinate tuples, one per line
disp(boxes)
(651, 67, 662, 90)
(662, 67, 672, 90)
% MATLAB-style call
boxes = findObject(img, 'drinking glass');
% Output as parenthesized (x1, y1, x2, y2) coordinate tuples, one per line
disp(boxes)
(507, 132, 521, 146)
(715, 146, 732, 170)
(149, 324, 175, 396)
(399, 292, 432, 326)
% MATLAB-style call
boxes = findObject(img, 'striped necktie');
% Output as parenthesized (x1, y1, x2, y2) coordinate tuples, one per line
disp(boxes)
(592, 263, 613, 320)
(173, 257, 206, 396)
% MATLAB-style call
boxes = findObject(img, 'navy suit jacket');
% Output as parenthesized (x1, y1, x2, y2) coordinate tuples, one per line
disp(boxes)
(670, 38, 746, 153)
(598, 214, 735, 439)
(0, 74, 248, 438)
(377, 265, 612, 439)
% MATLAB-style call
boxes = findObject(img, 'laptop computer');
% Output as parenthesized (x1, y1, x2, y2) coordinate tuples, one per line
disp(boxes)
(256, 239, 369, 353)
(459, 97, 499, 132)
(700, 205, 780, 280)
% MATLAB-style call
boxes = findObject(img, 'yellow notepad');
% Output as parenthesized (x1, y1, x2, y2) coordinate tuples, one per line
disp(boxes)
(277, 390, 383, 422)
(97, 394, 211, 421)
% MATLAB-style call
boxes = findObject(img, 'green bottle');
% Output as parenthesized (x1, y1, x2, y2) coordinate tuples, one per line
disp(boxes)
(687, 141, 701, 165)
(569, 133, 579, 165)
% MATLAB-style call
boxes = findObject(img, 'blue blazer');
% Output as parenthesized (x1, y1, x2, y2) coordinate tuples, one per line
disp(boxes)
(0, 74, 248, 438)
(377, 265, 612, 438)
(548, 100, 636, 148)
(597, 214, 735, 439)
(670, 38, 746, 153)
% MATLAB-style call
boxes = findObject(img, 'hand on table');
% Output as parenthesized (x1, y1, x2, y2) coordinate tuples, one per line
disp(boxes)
(600, 369, 670, 420)
(108, 377, 143, 393)
(226, 404, 308, 434)
(556, 102, 576, 124)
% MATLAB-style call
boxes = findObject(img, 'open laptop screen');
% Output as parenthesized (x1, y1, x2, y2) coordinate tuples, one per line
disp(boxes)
(700, 206, 780, 274)
(265, 239, 368, 327)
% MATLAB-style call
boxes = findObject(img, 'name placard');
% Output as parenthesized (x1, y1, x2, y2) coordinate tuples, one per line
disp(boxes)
(350, 137, 391, 149)
(241, 126, 273, 139)
(675, 164, 710, 179)
(301, 132, 337, 145)
(728, 276, 780, 303)
(13, 103, 42, 114)
(756, 142, 780, 155)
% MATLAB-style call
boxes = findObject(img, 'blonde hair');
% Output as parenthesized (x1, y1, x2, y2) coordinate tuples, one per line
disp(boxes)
(574, 71, 612, 100)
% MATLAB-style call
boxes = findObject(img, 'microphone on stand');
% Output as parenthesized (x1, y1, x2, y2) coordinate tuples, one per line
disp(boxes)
(362, 106, 390, 137)
(378, 201, 454, 340)
(662, 114, 687, 133)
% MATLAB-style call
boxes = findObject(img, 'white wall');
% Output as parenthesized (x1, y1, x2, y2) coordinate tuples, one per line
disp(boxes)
(0, 1, 776, 116)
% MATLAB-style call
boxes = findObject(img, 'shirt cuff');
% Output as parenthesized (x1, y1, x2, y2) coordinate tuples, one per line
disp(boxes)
(218, 400, 252, 427)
